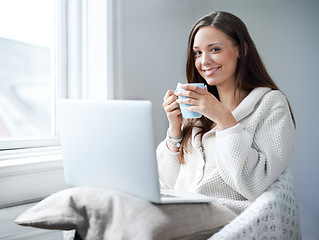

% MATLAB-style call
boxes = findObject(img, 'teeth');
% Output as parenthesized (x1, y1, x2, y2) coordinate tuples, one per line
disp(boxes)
(204, 67, 219, 72)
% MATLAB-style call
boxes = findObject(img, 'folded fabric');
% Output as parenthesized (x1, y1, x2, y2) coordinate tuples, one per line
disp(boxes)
(15, 187, 235, 240)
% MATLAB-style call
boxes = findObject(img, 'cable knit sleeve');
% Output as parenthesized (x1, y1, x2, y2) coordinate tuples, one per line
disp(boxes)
(215, 91, 295, 201)
(156, 134, 181, 189)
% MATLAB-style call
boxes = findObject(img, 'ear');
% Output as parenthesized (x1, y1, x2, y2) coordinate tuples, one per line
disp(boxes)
(238, 41, 248, 59)
(243, 41, 248, 56)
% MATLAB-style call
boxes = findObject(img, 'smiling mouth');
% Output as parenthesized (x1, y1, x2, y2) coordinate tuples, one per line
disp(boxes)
(203, 67, 221, 75)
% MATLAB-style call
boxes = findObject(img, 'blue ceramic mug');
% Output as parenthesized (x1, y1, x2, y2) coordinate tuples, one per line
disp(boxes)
(176, 83, 205, 119)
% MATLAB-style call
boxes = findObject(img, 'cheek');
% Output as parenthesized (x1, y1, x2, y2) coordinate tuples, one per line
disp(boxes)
(229, 56, 239, 72)
(194, 58, 201, 71)
(221, 53, 238, 71)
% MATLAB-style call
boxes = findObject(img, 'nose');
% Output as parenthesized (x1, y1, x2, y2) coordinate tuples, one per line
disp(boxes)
(201, 52, 212, 66)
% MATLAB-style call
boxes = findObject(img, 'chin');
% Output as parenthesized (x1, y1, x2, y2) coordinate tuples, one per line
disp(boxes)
(204, 79, 217, 86)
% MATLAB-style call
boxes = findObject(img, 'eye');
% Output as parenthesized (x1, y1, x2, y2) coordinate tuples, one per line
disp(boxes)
(211, 47, 221, 53)
(194, 51, 201, 57)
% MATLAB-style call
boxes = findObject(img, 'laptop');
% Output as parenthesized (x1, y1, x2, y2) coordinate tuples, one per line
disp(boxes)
(57, 99, 215, 204)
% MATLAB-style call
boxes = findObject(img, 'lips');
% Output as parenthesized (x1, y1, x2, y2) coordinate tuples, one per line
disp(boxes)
(203, 67, 221, 76)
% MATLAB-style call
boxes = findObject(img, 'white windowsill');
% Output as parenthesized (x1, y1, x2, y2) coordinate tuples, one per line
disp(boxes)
(0, 153, 62, 169)
(0, 147, 68, 239)
(0, 151, 68, 208)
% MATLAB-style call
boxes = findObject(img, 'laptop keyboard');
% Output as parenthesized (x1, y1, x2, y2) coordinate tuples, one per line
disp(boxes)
(160, 193, 178, 198)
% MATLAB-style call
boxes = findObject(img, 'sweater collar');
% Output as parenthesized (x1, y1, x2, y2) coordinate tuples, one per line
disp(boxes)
(191, 87, 272, 144)
(232, 87, 271, 122)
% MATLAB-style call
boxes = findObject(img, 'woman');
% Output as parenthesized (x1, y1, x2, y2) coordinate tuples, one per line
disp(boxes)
(157, 11, 295, 215)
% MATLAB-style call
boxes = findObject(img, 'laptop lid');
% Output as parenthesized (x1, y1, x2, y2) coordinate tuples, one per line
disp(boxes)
(57, 99, 162, 203)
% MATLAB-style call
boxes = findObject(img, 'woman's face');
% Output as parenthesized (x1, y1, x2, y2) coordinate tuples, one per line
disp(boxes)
(193, 26, 240, 88)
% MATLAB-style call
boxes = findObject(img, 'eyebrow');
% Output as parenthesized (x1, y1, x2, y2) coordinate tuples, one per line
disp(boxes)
(193, 43, 223, 49)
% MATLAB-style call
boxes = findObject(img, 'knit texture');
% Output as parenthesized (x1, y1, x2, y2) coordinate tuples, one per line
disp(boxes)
(156, 87, 295, 215)
(209, 168, 301, 239)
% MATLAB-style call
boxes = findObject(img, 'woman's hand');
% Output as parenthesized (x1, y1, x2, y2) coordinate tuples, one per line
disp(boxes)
(162, 90, 183, 137)
(175, 84, 237, 130)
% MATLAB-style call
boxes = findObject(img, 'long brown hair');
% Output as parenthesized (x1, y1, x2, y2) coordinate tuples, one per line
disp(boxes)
(178, 11, 295, 164)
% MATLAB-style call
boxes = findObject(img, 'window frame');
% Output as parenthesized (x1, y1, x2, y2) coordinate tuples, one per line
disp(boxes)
(0, 0, 65, 152)
(0, 0, 116, 152)
(0, 0, 122, 209)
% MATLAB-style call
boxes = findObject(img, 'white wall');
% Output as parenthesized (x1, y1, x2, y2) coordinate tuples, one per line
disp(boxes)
(117, 0, 195, 143)
(117, 0, 319, 238)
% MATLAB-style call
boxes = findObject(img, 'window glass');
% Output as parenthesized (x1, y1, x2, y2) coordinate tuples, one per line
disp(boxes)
(0, 0, 54, 139)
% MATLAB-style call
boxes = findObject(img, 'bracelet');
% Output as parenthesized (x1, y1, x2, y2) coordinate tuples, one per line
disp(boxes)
(167, 130, 183, 148)
(167, 139, 182, 148)
(169, 137, 183, 143)
(168, 132, 183, 139)
(168, 131, 183, 141)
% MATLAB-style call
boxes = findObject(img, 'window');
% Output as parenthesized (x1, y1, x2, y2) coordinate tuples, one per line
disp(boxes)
(0, 0, 57, 148)
(0, 0, 111, 153)
(0, 0, 114, 208)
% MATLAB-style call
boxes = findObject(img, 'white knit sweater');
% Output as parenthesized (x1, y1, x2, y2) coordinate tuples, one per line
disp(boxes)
(156, 87, 295, 215)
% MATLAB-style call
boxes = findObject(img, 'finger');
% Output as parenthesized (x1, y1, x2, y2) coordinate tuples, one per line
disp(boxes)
(168, 107, 182, 117)
(176, 97, 198, 106)
(175, 89, 200, 99)
(163, 90, 175, 101)
(164, 100, 180, 113)
(183, 105, 200, 114)
(163, 94, 178, 107)
(180, 84, 206, 93)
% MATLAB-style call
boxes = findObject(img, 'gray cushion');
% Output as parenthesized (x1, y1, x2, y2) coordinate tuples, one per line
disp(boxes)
(15, 187, 235, 240)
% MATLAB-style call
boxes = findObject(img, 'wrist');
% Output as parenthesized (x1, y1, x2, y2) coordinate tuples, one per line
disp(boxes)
(166, 140, 180, 152)
(215, 109, 237, 131)
(168, 125, 182, 138)
(166, 129, 183, 151)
